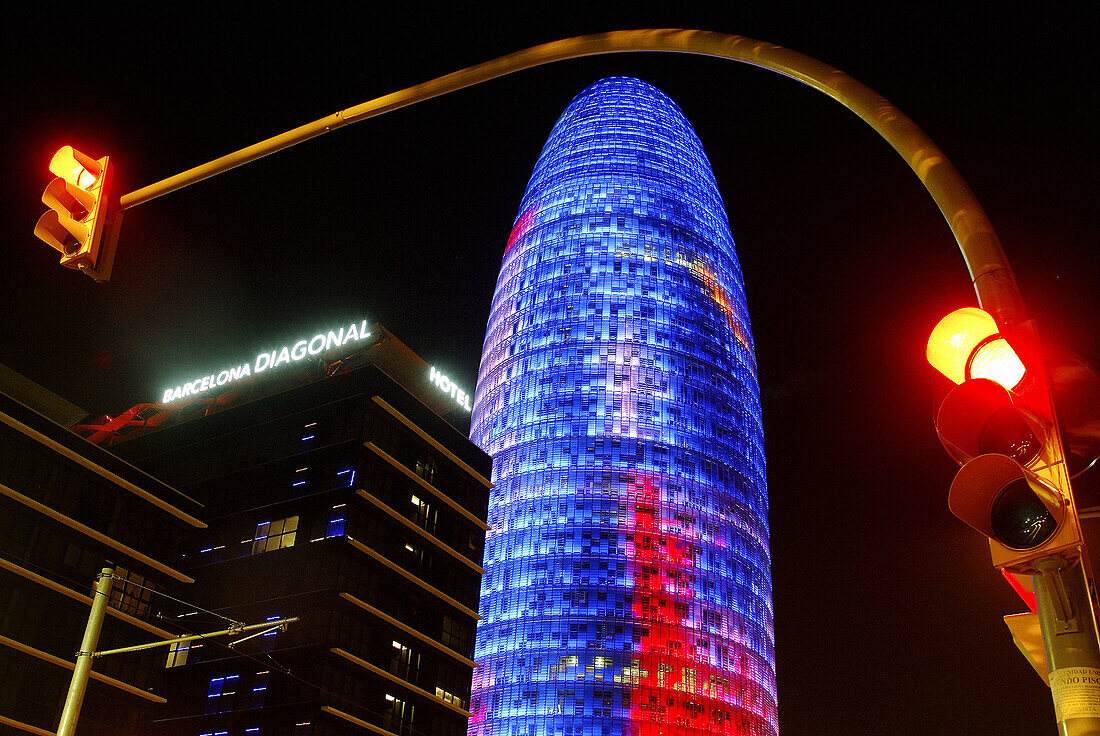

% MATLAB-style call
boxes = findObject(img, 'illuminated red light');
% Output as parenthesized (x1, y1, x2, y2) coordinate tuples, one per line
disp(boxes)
(969, 337, 1026, 391)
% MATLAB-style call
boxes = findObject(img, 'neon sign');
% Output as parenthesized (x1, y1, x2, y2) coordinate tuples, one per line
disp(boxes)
(161, 320, 372, 404)
(428, 366, 472, 412)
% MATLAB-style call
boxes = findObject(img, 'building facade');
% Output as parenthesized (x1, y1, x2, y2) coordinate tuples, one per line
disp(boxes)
(96, 325, 491, 736)
(470, 78, 776, 735)
(0, 367, 205, 736)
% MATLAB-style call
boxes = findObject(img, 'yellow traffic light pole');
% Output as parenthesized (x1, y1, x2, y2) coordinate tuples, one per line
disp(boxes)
(80, 28, 1099, 731)
(118, 29, 1020, 320)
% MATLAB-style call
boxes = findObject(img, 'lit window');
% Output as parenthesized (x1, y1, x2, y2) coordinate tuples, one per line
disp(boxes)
(251, 670, 270, 707)
(292, 467, 309, 488)
(205, 674, 239, 714)
(252, 517, 298, 554)
(325, 504, 346, 538)
(166, 640, 190, 668)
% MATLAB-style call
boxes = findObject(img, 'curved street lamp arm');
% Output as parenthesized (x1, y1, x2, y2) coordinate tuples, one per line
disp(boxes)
(118, 29, 1023, 324)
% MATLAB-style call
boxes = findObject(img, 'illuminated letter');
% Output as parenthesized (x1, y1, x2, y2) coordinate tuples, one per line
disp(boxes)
(463, 394, 472, 411)
(216, 370, 230, 385)
(162, 388, 174, 403)
(308, 334, 326, 355)
(239, 364, 250, 378)
(255, 352, 272, 373)
(291, 340, 308, 361)
(343, 323, 359, 345)
(430, 366, 442, 385)
(273, 347, 291, 367)
(200, 376, 211, 392)
(326, 329, 345, 351)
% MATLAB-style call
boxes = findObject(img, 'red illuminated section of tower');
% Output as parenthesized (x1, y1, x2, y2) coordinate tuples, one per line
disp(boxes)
(626, 479, 769, 733)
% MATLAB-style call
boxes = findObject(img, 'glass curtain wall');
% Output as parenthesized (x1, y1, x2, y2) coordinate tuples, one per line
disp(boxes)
(470, 77, 776, 736)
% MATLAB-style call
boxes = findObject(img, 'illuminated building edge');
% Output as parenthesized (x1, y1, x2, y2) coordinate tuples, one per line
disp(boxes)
(470, 78, 776, 736)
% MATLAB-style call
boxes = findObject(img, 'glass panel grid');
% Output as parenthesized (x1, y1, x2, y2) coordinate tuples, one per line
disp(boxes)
(470, 77, 775, 736)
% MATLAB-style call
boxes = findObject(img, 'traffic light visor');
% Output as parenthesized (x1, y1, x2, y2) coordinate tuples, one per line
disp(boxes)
(949, 453, 1064, 551)
(927, 307, 1025, 389)
(49, 146, 101, 190)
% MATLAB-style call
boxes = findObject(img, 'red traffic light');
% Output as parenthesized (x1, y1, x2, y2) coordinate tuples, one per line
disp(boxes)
(935, 379, 1043, 467)
(33, 145, 122, 282)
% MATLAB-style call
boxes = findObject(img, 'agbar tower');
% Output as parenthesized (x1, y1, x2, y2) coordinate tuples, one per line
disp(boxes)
(470, 77, 776, 736)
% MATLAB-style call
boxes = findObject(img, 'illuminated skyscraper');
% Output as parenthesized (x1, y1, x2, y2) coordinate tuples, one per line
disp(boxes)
(469, 78, 775, 735)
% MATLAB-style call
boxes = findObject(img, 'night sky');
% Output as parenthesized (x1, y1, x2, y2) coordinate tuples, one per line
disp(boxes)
(2, 5, 1096, 735)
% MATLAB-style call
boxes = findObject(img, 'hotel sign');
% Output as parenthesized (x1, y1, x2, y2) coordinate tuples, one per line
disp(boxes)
(429, 366, 472, 412)
(161, 319, 373, 403)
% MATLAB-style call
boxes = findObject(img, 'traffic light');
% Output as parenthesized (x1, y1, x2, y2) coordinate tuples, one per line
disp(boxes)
(928, 307, 1081, 574)
(33, 145, 122, 282)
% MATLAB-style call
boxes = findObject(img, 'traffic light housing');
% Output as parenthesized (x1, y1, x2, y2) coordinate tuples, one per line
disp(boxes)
(33, 146, 122, 282)
(929, 308, 1081, 574)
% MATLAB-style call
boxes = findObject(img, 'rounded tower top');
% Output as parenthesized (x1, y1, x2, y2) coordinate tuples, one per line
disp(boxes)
(514, 76, 733, 265)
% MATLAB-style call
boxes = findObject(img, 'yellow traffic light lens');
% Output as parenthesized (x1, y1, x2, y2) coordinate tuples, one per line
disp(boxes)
(927, 307, 1025, 390)
(928, 307, 999, 384)
(989, 479, 1057, 550)
(968, 337, 1026, 391)
(48, 145, 101, 191)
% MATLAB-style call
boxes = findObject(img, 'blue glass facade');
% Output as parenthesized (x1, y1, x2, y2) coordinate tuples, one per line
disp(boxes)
(470, 77, 775, 736)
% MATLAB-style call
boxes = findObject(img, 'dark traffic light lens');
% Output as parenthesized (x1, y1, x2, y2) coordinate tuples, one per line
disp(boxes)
(990, 479, 1057, 549)
(978, 407, 1041, 465)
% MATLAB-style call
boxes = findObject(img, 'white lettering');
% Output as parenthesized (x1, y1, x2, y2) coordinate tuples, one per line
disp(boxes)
(427, 366, 472, 413)
(159, 319, 372, 403)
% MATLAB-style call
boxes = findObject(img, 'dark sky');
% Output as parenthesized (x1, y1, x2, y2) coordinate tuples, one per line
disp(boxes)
(2, 5, 1096, 735)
